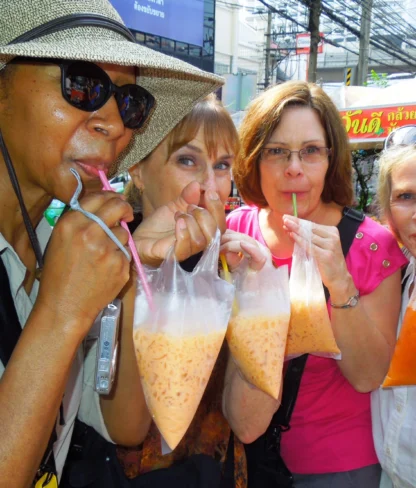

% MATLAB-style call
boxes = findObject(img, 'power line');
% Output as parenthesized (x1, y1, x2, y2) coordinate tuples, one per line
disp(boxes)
(317, 0, 416, 67)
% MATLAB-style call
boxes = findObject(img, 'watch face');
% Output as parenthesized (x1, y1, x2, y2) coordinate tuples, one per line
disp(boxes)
(349, 296, 359, 307)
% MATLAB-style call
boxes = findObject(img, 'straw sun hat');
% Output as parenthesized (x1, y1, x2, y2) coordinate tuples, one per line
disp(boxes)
(0, 0, 224, 176)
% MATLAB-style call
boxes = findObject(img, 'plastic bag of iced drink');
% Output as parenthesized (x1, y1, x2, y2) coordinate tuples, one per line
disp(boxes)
(383, 282, 416, 387)
(226, 245, 290, 399)
(287, 219, 341, 359)
(133, 229, 234, 450)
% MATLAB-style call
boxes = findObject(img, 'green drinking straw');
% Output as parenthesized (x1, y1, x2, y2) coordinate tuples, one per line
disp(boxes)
(292, 193, 298, 217)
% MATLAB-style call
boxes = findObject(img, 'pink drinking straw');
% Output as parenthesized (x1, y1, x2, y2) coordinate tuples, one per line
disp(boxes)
(98, 170, 154, 311)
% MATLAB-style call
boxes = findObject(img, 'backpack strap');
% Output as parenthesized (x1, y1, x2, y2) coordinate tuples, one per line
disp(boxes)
(270, 206, 364, 430)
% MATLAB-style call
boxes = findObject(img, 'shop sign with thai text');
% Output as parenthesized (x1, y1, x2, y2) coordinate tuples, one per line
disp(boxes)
(339, 103, 416, 143)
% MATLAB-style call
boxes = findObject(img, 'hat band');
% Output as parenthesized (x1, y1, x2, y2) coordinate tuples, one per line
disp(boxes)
(8, 13, 135, 45)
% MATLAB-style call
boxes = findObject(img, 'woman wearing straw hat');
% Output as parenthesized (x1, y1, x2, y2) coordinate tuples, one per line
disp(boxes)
(224, 81, 406, 488)
(0, 1, 226, 486)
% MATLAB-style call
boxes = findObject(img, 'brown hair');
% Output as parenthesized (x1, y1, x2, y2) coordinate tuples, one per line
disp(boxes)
(233, 80, 353, 208)
(125, 93, 239, 209)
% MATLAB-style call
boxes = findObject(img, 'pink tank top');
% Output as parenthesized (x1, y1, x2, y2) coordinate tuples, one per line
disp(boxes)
(227, 206, 407, 474)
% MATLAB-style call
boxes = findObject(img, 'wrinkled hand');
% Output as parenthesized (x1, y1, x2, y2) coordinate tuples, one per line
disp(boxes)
(283, 214, 350, 290)
(133, 181, 226, 267)
(220, 230, 268, 272)
(36, 192, 133, 329)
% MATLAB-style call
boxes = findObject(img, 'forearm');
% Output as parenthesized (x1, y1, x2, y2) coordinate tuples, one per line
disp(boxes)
(329, 271, 401, 392)
(0, 304, 84, 487)
(100, 279, 151, 446)
(222, 356, 280, 444)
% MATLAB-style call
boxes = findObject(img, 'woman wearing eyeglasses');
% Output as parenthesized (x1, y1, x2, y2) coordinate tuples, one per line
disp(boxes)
(372, 129, 416, 488)
(0, 1, 225, 486)
(224, 81, 407, 487)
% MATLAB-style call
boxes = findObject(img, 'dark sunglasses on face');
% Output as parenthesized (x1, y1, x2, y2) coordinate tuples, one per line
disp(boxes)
(11, 57, 156, 130)
(384, 125, 416, 150)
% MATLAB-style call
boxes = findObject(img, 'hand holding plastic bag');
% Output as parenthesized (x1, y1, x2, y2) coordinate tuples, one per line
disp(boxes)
(226, 244, 290, 399)
(133, 229, 234, 450)
(287, 219, 341, 359)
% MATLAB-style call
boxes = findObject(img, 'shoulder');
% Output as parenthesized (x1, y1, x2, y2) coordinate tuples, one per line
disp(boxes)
(353, 217, 405, 260)
(347, 216, 408, 294)
(226, 205, 258, 231)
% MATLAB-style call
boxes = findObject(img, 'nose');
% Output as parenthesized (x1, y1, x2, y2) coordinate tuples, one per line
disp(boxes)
(86, 95, 126, 140)
(285, 151, 304, 177)
(200, 167, 217, 193)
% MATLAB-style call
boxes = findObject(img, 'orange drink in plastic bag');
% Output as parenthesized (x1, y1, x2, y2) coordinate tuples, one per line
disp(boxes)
(133, 230, 234, 450)
(134, 328, 225, 449)
(227, 312, 290, 398)
(286, 299, 340, 357)
(383, 304, 416, 387)
(287, 218, 341, 359)
(226, 252, 290, 398)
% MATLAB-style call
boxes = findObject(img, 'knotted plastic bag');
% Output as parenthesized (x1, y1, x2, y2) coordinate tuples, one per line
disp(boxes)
(133, 229, 234, 450)
(287, 219, 341, 359)
(383, 277, 416, 387)
(226, 245, 290, 399)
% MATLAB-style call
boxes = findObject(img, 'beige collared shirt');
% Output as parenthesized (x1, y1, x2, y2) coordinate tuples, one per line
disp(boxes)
(0, 218, 112, 480)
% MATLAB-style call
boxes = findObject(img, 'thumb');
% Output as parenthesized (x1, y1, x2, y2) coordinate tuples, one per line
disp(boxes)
(175, 181, 201, 209)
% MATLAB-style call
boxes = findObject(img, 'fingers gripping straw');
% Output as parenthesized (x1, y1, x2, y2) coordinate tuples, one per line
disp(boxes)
(383, 278, 416, 387)
(287, 219, 341, 359)
(133, 229, 234, 450)
(226, 244, 291, 399)
(98, 170, 154, 311)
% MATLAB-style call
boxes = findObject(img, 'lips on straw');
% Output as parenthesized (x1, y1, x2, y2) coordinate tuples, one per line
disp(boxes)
(98, 170, 154, 311)
(292, 193, 298, 218)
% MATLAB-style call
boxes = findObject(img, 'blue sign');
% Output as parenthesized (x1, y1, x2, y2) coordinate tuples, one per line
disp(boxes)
(110, 0, 205, 47)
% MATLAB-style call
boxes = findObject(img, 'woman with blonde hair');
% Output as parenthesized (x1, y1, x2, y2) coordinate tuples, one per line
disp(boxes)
(372, 131, 416, 488)
(117, 93, 264, 488)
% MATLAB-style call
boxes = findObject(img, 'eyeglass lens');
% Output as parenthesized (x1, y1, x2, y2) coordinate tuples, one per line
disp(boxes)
(385, 126, 416, 149)
(62, 61, 154, 129)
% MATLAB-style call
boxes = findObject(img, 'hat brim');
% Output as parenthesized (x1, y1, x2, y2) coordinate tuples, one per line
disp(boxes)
(0, 35, 224, 176)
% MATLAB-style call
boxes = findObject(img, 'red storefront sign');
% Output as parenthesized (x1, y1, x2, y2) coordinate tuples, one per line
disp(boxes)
(340, 103, 416, 143)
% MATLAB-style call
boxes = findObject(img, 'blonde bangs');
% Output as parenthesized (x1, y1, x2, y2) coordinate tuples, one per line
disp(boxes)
(166, 93, 240, 159)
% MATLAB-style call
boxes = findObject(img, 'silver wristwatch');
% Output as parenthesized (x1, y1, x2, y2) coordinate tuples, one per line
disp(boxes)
(330, 292, 360, 309)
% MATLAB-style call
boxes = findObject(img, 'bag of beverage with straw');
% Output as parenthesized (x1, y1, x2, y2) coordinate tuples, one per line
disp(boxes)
(133, 229, 234, 450)
(225, 245, 290, 399)
(287, 219, 341, 359)
(383, 284, 416, 387)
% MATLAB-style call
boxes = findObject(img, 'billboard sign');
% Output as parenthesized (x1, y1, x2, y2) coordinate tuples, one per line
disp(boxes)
(110, 0, 204, 46)
(339, 103, 416, 143)
(296, 33, 324, 55)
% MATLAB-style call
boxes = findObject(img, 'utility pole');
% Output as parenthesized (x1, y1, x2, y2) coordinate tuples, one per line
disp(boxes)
(264, 10, 273, 88)
(357, 0, 373, 86)
(307, 0, 321, 83)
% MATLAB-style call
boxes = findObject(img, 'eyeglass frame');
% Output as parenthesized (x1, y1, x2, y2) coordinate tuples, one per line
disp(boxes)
(260, 146, 332, 164)
(9, 56, 156, 130)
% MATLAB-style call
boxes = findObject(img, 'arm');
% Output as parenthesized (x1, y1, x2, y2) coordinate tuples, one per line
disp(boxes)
(283, 215, 402, 393)
(222, 355, 281, 444)
(329, 269, 401, 392)
(221, 232, 280, 444)
(0, 191, 133, 486)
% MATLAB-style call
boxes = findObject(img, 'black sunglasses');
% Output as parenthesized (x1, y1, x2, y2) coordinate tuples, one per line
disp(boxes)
(12, 57, 156, 130)
(384, 125, 416, 150)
